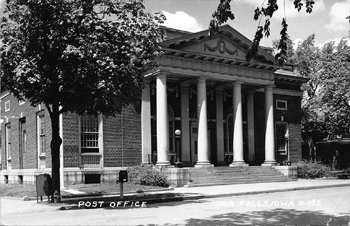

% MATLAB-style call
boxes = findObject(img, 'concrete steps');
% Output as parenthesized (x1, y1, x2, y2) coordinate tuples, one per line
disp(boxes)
(186, 166, 294, 187)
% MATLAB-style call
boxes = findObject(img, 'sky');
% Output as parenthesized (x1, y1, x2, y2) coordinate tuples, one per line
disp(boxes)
(143, 0, 350, 48)
(0, 0, 349, 48)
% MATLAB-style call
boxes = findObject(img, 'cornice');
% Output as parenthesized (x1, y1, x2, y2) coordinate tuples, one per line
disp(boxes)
(155, 54, 275, 83)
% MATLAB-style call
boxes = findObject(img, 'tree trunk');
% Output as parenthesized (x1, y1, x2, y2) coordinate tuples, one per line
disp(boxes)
(49, 104, 62, 202)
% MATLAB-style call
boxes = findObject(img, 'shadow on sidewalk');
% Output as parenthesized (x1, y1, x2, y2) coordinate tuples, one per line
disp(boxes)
(184, 209, 350, 225)
(54, 192, 205, 210)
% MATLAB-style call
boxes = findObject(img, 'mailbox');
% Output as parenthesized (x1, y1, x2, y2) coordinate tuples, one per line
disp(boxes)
(36, 173, 53, 202)
(119, 170, 128, 183)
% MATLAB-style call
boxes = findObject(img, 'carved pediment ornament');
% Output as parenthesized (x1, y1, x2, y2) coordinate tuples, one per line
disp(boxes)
(204, 39, 238, 56)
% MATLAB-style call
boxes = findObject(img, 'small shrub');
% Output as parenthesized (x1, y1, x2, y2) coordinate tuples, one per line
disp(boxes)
(295, 160, 331, 179)
(139, 169, 169, 187)
(127, 164, 152, 182)
(127, 164, 169, 187)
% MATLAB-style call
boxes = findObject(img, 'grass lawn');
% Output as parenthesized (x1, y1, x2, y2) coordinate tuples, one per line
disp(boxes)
(1, 183, 169, 198)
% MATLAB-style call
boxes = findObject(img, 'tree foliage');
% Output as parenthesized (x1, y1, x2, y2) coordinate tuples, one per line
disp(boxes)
(210, 0, 316, 64)
(272, 34, 295, 64)
(292, 35, 350, 138)
(318, 40, 350, 135)
(1, 0, 165, 116)
(0, 0, 165, 199)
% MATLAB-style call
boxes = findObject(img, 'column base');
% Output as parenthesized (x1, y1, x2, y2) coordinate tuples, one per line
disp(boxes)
(194, 161, 214, 168)
(229, 161, 249, 167)
(261, 161, 277, 166)
(155, 161, 172, 168)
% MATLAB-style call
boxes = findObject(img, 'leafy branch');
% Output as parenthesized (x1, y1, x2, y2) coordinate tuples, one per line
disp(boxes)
(209, 0, 316, 63)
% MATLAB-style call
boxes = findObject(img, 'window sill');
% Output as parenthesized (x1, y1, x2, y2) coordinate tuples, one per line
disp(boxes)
(81, 153, 102, 156)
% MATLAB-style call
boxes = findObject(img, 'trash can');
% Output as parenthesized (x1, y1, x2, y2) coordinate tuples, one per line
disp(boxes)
(36, 174, 53, 202)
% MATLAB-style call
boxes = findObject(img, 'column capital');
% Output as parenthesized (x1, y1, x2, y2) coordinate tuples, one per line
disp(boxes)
(157, 74, 167, 79)
(197, 77, 208, 83)
(247, 90, 255, 95)
(181, 82, 191, 88)
(144, 79, 152, 85)
(216, 87, 224, 92)
(233, 81, 244, 87)
(265, 84, 275, 90)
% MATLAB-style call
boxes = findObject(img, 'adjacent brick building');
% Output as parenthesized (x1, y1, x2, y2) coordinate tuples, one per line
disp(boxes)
(0, 25, 307, 185)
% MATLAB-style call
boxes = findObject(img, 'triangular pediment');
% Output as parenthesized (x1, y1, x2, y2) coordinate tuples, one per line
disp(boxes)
(161, 25, 277, 66)
(179, 36, 249, 61)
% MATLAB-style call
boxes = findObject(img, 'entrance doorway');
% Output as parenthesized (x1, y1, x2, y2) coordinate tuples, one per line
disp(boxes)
(224, 114, 249, 164)
(190, 121, 211, 165)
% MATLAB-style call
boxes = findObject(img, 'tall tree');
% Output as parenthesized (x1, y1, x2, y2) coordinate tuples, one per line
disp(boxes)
(292, 35, 350, 140)
(318, 40, 350, 135)
(292, 35, 325, 143)
(272, 35, 295, 65)
(0, 0, 165, 201)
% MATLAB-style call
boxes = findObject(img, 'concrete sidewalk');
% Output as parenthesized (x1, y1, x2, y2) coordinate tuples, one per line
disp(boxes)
(2, 179, 350, 212)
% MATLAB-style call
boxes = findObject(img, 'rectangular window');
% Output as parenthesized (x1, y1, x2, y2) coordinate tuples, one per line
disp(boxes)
(276, 123, 288, 155)
(20, 118, 26, 153)
(5, 124, 11, 159)
(5, 100, 10, 112)
(276, 100, 287, 110)
(19, 118, 26, 169)
(38, 114, 46, 154)
(80, 114, 99, 153)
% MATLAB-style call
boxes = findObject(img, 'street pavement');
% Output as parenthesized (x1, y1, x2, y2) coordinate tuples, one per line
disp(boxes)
(1, 179, 350, 213)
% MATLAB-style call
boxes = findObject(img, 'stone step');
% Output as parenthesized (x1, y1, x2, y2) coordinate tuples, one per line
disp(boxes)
(187, 179, 294, 188)
(185, 166, 293, 187)
(190, 177, 291, 183)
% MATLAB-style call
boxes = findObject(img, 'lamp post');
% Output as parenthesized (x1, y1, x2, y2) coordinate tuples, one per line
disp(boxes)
(174, 129, 183, 168)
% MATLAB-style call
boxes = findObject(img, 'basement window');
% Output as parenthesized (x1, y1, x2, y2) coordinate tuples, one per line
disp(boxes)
(18, 175, 23, 184)
(85, 174, 101, 184)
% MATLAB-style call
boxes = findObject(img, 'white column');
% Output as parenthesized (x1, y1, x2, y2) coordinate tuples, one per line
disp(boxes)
(230, 82, 248, 166)
(216, 88, 225, 165)
(141, 80, 152, 164)
(181, 83, 191, 164)
(156, 75, 170, 166)
(247, 91, 255, 163)
(262, 85, 277, 166)
(195, 77, 213, 167)
(59, 111, 64, 189)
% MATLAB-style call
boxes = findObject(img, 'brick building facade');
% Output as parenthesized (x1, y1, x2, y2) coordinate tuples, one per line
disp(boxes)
(0, 25, 307, 185)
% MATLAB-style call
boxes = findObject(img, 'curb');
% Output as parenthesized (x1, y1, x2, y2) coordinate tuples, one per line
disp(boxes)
(61, 187, 175, 199)
(57, 183, 350, 211)
(24, 187, 175, 201)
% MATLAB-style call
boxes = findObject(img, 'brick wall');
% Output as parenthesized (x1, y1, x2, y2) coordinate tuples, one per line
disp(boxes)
(253, 92, 303, 164)
(289, 123, 302, 162)
(103, 105, 142, 167)
(274, 94, 302, 124)
(0, 94, 52, 170)
(1, 91, 142, 171)
(62, 113, 80, 168)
